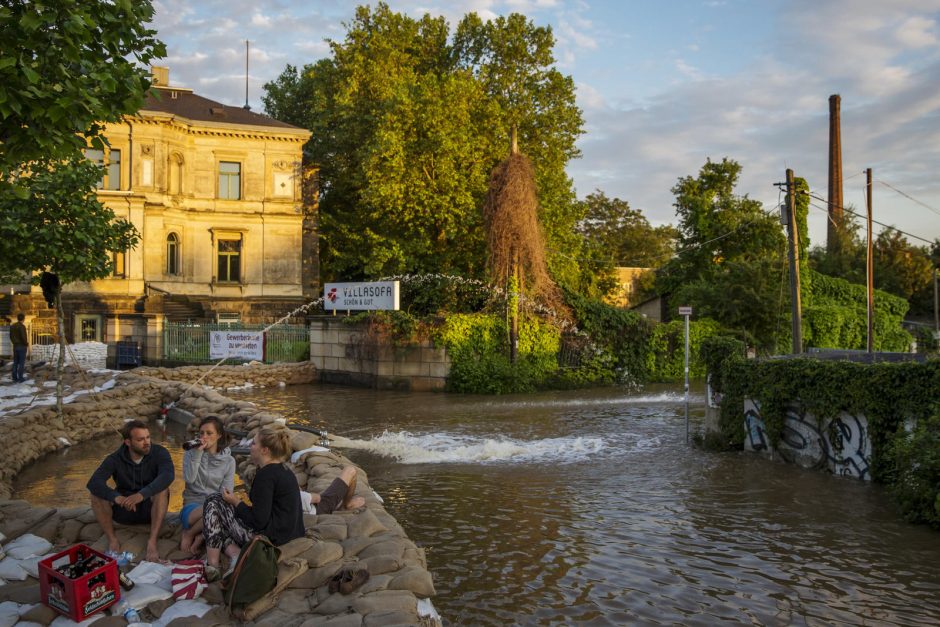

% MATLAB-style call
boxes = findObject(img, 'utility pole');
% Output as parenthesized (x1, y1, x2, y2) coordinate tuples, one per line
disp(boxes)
(934, 268, 939, 335)
(785, 169, 802, 354)
(934, 268, 939, 350)
(866, 168, 874, 353)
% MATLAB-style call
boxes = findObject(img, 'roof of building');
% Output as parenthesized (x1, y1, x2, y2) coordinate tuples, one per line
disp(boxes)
(140, 87, 303, 131)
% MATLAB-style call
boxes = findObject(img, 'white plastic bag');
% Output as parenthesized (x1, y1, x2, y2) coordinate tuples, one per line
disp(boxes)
(127, 561, 173, 591)
(121, 582, 174, 607)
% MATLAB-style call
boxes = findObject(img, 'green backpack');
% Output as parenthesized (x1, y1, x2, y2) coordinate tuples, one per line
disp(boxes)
(222, 535, 281, 611)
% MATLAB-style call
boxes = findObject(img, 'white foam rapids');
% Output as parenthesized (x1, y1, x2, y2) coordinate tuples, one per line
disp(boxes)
(330, 431, 606, 464)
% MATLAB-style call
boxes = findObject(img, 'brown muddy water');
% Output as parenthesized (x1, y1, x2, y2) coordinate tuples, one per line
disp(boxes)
(14, 383, 940, 625)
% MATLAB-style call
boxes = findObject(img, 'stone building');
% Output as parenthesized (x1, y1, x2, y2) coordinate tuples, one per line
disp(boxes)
(604, 267, 653, 308)
(1, 67, 316, 364)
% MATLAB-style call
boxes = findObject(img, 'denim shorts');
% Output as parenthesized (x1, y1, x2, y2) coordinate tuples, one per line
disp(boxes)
(180, 502, 201, 530)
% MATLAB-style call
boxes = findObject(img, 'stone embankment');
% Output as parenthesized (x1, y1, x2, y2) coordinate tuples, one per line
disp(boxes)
(0, 363, 439, 626)
(134, 362, 319, 389)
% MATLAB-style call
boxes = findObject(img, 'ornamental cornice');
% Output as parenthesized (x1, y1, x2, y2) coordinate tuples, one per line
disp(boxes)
(123, 113, 310, 143)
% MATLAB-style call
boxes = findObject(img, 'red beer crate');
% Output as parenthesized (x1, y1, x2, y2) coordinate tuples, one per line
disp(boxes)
(39, 544, 120, 622)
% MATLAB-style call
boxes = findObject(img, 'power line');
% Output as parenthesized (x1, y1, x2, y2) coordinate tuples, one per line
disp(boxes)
(805, 191, 935, 246)
(807, 197, 934, 246)
(558, 201, 785, 268)
(876, 179, 940, 219)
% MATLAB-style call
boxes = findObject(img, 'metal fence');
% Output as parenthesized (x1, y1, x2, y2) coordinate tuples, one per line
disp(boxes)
(163, 322, 309, 365)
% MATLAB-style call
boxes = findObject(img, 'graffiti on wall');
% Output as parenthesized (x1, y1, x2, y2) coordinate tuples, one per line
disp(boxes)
(743, 400, 871, 480)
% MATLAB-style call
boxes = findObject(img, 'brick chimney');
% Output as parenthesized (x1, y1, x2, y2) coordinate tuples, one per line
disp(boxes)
(827, 94, 844, 251)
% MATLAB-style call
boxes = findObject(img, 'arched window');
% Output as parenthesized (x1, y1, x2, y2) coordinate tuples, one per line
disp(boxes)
(166, 233, 180, 275)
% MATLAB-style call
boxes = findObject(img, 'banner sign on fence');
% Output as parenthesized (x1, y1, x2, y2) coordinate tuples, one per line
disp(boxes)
(323, 281, 400, 311)
(209, 330, 265, 360)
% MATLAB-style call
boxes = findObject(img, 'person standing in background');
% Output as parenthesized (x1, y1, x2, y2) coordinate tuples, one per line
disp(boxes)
(9, 313, 28, 383)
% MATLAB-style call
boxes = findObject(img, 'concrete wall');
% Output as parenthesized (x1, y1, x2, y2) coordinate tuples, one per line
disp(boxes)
(309, 319, 450, 392)
(743, 399, 873, 480)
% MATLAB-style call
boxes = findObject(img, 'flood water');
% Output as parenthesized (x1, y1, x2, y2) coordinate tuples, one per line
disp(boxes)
(14, 383, 940, 625)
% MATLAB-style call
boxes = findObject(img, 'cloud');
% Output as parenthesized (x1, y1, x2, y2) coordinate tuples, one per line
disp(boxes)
(895, 15, 938, 48)
(674, 58, 702, 80)
(251, 13, 272, 28)
(149, 0, 940, 243)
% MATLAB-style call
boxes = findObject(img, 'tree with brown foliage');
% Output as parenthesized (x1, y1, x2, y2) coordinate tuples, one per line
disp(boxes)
(483, 132, 566, 359)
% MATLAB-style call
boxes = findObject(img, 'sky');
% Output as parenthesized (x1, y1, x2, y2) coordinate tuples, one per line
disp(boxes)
(151, 0, 940, 250)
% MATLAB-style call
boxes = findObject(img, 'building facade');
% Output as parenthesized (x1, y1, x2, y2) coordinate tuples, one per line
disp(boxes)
(3, 67, 316, 364)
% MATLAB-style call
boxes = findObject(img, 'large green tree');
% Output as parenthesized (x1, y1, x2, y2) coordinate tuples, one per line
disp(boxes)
(0, 0, 164, 195)
(0, 158, 140, 415)
(874, 230, 935, 316)
(811, 219, 937, 317)
(0, 0, 160, 415)
(574, 190, 676, 299)
(0, 158, 140, 284)
(658, 158, 789, 349)
(577, 190, 677, 267)
(0, 0, 161, 278)
(262, 4, 584, 287)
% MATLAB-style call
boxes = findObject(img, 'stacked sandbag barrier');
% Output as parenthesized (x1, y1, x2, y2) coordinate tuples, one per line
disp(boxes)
(134, 362, 318, 389)
(0, 362, 441, 625)
(0, 379, 165, 499)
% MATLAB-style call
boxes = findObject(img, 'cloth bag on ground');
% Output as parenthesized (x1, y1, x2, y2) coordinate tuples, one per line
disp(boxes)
(221, 536, 280, 611)
(171, 561, 207, 600)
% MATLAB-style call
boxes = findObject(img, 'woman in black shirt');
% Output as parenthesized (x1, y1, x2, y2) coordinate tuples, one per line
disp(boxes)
(202, 426, 303, 581)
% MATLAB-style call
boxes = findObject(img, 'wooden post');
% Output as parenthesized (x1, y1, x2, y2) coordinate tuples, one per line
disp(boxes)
(509, 252, 519, 364)
(785, 169, 802, 354)
(866, 168, 874, 353)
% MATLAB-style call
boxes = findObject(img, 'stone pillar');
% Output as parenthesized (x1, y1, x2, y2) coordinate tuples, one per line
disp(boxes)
(144, 313, 166, 366)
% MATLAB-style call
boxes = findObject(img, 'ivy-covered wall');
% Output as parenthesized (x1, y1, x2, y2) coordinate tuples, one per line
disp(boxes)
(803, 270, 912, 351)
(432, 313, 561, 394)
(702, 335, 940, 528)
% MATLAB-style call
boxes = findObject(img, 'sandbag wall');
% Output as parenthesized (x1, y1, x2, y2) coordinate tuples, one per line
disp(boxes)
(0, 362, 439, 625)
(135, 362, 317, 389)
(0, 379, 165, 499)
(167, 384, 438, 625)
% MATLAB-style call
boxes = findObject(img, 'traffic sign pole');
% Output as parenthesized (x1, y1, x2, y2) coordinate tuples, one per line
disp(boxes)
(679, 307, 692, 444)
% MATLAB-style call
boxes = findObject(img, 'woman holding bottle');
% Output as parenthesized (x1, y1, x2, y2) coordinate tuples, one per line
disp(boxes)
(179, 416, 236, 554)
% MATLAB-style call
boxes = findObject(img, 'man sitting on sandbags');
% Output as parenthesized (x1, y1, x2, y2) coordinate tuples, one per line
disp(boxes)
(87, 420, 174, 562)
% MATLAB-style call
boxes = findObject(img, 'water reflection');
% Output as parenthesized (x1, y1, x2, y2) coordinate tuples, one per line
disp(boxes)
(13, 382, 940, 625)
(14, 422, 195, 512)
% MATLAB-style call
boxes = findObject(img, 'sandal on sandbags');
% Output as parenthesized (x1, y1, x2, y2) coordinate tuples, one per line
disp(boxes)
(328, 568, 351, 594)
(339, 567, 370, 595)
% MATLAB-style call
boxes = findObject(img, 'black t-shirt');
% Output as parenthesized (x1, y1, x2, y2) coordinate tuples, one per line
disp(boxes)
(235, 462, 304, 546)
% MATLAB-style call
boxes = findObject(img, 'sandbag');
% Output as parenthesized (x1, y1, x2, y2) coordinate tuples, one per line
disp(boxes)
(0, 601, 24, 627)
(5, 535, 52, 560)
(0, 560, 27, 582)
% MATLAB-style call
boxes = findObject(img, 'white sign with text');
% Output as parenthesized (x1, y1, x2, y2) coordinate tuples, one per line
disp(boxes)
(209, 330, 265, 360)
(323, 281, 400, 311)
